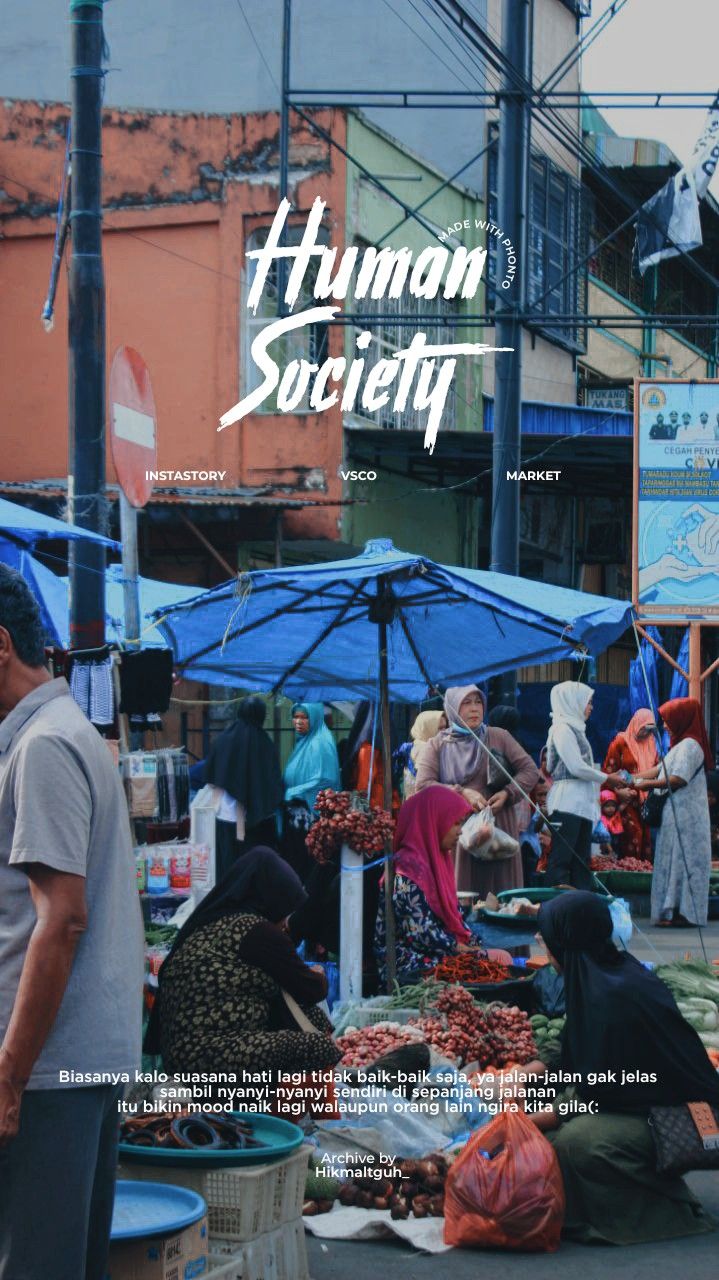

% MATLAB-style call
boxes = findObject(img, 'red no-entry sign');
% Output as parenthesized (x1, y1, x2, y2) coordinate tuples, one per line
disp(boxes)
(109, 347, 157, 509)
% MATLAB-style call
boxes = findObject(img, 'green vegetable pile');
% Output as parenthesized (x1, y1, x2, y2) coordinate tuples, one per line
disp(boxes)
(529, 1013, 565, 1054)
(656, 959, 719, 1051)
(305, 1168, 341, 1201)
(384, 979, 447, 1012)
(144, 924, 178, 947)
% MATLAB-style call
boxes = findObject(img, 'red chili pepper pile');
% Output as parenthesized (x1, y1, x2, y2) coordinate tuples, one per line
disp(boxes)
(433, 954, 510, 984)
(306, 790, 394, 864)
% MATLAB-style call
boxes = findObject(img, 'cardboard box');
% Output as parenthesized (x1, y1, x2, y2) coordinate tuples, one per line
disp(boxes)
(106, 1214, 208, 1280)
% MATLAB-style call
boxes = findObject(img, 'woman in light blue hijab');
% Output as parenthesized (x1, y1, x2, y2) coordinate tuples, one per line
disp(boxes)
(283, 702, 341, 815)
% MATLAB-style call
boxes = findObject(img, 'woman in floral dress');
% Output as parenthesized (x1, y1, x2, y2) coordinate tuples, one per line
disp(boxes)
(375, 786, 510, 984)
(144, 848, 340, 1076)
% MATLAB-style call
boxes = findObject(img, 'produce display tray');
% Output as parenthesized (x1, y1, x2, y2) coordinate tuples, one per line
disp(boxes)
(594, 870, 652, 894)
(118, 1144, 310, 1243)
(479, 886, 565, 925)
(110, 1181, 206, 1240)
(118, 1113, 303, 1169)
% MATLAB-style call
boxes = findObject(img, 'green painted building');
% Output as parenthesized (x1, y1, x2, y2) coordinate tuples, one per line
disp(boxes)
(339, 113, 488, 567)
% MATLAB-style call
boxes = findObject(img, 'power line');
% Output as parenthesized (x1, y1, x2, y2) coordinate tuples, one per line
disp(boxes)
(233, 0, 280, 93)
(426, 0, 719, 335)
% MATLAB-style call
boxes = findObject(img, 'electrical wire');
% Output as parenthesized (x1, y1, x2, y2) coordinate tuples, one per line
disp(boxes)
(424, 0, 719, 335)
(233, 0, 280, 93)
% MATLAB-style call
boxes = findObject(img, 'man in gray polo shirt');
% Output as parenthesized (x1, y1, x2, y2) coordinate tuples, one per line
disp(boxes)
(0, 566, 144, 1280)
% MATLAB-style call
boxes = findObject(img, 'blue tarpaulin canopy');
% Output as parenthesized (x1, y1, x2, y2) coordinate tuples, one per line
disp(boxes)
(0, 495, 119, 549)
(156, 538, 634, 701)
(0, 542, 196, 648)
(0, 542, 69, 647)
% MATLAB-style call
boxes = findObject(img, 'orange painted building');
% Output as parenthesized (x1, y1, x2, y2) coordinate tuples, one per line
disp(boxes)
(1, 99, 348, 580)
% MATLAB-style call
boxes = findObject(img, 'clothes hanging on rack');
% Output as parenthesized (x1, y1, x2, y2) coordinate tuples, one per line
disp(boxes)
(68, 650, 114, 727)
(119, 649, 174, 717)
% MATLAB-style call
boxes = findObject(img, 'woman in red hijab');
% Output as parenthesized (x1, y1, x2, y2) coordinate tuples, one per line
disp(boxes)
(374, 785, 510, 984)
(632, 699, 714, 927)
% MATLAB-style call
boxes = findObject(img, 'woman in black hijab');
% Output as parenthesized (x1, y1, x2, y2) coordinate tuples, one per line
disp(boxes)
(529, 892, 718, 1244)
(144, 848, 340, 1078)
(205, 696, 284, 878)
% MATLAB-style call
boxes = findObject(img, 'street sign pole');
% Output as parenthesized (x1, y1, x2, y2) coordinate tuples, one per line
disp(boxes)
(120, 492, 142, 749)
(68, 1, 106, 650)
(119, 493, 141, 653)
(109, 346, 158, 745)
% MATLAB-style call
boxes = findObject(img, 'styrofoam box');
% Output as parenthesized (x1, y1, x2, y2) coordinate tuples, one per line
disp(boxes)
(207, 1220, 309, 1280)
(118, 1145, 310, 1242)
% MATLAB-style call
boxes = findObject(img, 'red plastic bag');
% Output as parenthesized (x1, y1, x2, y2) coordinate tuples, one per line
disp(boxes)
(444, 1107, 565, 1251)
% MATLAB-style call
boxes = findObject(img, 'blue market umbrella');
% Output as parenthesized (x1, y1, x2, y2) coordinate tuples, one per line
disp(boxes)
(156, 539, 634, 700)
(0, 541, 197, 649)
(0, 495, 119, 549)
(0, 541, 68, 646)
(156, 538, 633, 986)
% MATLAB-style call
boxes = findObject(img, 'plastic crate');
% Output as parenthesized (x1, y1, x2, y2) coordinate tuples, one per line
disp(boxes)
(117, 1144, 309, 1242)
(207, 1220, 309, 1280)
(350, 1005, 421, 1027)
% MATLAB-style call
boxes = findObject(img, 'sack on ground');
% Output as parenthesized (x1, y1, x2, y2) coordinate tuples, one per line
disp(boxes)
(444, 1106, 565, 1251)
(459, 810, 519, 862)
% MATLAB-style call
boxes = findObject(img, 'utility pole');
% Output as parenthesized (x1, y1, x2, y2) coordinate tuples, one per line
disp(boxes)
(490, 0, 531, 704)
(277, 0, 292, 316)
(67, 1, 106, 650)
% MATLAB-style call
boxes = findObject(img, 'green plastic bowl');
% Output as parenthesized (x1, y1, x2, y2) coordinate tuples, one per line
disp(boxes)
(118, 1111, 304, 1169)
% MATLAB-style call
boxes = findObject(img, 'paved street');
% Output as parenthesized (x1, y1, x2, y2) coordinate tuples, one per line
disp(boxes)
(306, 1178, 719, 1280)
(308, 921, 719, 1278)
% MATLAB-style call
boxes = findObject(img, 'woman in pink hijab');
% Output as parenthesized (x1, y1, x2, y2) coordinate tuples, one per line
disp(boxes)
(374, 786, 510, 984)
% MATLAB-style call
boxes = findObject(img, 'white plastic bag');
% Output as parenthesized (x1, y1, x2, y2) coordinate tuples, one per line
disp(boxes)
(609, 896, 633, 948)
(459, 810, 519, 862)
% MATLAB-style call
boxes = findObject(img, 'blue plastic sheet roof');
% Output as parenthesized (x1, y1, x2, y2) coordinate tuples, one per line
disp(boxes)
(156, 539, 634, 701)
(0, 496, 119, 549)
(0, 542, 196, 648)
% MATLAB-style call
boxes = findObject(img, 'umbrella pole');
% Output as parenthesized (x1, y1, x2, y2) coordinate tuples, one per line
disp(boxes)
(379, 614, 396, 990)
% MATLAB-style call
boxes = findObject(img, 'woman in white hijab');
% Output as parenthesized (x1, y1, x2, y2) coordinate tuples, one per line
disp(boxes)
(544, 681, 627, 890)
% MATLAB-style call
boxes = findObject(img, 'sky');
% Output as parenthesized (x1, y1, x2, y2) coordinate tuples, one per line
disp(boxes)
(582, 0, 719, 193)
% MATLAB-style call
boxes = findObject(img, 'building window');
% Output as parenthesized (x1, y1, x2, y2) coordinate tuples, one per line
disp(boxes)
(588, 202, 644, 308)
(243, 226, 329, 412)
(588, 195, 716, 355)
(488, 134, 587, 351)
(559, 0, 591, 15)
(349, 275, 459, 432)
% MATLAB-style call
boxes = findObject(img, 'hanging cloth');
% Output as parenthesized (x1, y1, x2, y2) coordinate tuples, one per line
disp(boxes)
(119, 649, 174, 716)
(69, 652, 114, 726)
